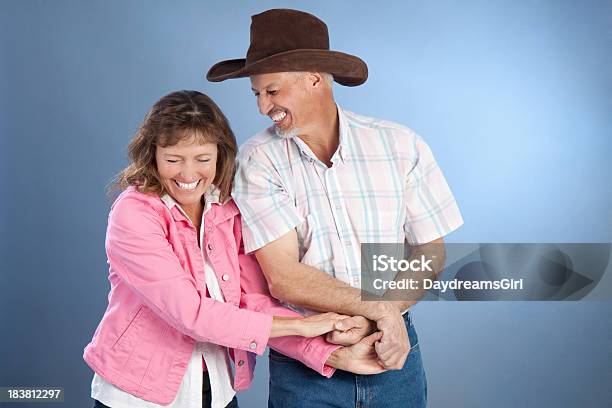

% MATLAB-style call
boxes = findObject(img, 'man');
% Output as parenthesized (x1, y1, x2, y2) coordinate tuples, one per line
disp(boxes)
(207, 8, 463, 407)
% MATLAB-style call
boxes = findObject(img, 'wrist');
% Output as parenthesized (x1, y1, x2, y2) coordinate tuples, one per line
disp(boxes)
(392, 301, 413, 314)
(271, 316, 302, 338)
(370, 301, 396, 321)
(325, 348, 346, 370)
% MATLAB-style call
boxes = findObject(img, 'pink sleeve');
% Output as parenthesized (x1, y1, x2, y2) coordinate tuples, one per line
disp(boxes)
(106, 195, 272, 355)
(234, 215, 340, 377)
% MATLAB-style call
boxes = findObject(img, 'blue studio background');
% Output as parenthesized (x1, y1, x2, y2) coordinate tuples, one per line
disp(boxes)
(1, 1, 610, 407)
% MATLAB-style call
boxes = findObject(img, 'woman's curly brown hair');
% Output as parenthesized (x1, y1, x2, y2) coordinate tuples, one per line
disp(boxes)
(113, 90, 237, 202)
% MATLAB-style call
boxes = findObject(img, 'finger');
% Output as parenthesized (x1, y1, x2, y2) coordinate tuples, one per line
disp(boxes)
(331, 330, 353, 341)
(374, 337, 394, 355)
(326, 331, 356, 346)
(377, 346, 408, 370)
(361, 331, 383, 346)
(379, 358, 401, 370)
(375, 343, 396, 362)
(385, 353, 408, 370)
(375, 340, 406, 361)
(360, 359, 388, 375)
(376, 350, 399, 367)
(376, 347, 403, 368)
(335, 316, 360, 331)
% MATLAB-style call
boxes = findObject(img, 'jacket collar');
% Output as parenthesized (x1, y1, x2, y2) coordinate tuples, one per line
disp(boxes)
(161, 185, 220, 212)
(160, 185, 238, 225)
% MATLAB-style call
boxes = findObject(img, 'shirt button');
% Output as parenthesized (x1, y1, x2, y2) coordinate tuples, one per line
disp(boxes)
(207, 226, 214, 233)
(335, 204, 342, 210)
(345, 241, 352, 247)
(222, 274, 230, 282)
(249, 342, 257, 350)
(207, 243, 213, 251)
(237, 360, 245, 367)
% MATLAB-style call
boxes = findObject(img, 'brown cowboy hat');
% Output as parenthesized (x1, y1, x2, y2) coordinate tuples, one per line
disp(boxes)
(206, 8, 368, 86)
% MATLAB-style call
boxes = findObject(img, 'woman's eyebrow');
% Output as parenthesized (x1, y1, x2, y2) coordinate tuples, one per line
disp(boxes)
(162, 152, 214, 158)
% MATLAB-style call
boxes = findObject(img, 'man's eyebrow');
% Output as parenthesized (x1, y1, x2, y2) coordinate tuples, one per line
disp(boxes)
(251, 83, 279, 93)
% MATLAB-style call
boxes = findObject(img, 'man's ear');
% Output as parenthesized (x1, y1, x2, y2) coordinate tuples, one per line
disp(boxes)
(307, 72, 324, 89)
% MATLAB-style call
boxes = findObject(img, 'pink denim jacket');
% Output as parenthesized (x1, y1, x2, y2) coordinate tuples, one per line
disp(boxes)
(84, 187, 339, 405)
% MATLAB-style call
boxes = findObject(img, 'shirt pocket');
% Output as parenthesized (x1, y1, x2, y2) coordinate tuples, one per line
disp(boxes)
(371, 209, 404, 242)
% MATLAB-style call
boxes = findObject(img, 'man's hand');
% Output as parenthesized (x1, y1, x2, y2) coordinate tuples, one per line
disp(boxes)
(373, 304, 410, 370)
(325, 315, 376, 346)
(326, 331, 387, 375)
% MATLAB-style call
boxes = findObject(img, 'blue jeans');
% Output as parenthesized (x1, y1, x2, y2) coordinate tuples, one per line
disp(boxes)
(269, 313, 427, 408)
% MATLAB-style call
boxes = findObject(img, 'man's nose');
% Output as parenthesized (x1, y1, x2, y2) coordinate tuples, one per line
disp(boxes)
(257, 94, 272, 116)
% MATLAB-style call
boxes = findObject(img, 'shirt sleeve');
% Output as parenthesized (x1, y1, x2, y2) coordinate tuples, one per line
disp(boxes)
(232, 149, 303, 253)
(234, 215, 339, 377)
(404, 137, 464, 245)
(105, 194, 273, 355)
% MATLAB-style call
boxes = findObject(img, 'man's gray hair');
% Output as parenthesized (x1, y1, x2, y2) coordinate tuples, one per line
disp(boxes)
(292, 71, 334, 87)
(321, 72, 334, 87)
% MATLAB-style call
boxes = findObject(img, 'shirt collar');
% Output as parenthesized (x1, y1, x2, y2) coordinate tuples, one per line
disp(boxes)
(335, 104, 349, 164)
(291, 103, 349, 165)
(161, 184, 222, 216)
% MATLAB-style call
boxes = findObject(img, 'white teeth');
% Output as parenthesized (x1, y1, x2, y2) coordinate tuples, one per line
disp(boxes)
(270, 111, 287, 122)
(175, 180, 199, 190)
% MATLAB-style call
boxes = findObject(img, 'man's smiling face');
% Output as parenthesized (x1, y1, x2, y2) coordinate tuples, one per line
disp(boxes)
(250, 72, 316, 138)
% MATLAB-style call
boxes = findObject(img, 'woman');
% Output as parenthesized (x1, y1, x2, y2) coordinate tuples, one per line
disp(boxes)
(83, 91, 380, 408)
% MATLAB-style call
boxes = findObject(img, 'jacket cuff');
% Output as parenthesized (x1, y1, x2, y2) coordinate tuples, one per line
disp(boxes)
(301, 337, 341, 378)
(240, 312, 273, 355)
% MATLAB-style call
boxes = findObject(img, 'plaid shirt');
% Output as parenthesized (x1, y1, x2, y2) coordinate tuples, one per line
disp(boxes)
(233, 105, 463, 289)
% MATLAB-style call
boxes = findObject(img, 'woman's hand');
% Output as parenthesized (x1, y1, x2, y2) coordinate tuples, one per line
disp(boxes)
(296, 312, 349, 338)
(270, 313, 347, 338)
(325, 315, 376, 346)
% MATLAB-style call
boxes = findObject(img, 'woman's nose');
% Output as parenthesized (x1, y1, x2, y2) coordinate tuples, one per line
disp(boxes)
(178, 163, 199, 181)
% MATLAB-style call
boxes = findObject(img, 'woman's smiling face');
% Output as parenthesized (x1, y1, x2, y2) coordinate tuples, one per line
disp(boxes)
(155, 135, 218, 213)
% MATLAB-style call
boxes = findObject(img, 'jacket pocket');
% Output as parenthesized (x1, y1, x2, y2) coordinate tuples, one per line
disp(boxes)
(111, 305, 145, 352)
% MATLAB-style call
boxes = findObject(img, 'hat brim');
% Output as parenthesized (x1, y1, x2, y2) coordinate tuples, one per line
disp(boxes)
(206, 49, 367, 86)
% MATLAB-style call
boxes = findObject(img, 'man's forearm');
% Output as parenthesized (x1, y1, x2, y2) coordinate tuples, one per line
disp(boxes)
(254, 229, 407, 321)
(268, 261, 391, 321)
(381, 239, 447, 311)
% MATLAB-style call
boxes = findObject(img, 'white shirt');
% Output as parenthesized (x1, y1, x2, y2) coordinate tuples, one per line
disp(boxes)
(91, 189, 235, 408)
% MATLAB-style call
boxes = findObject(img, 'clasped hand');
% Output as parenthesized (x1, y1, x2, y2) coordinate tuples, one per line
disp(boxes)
(323, 309, 411, 371)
